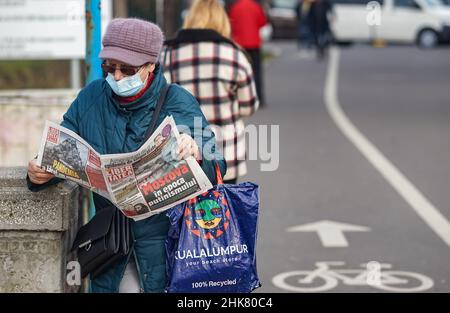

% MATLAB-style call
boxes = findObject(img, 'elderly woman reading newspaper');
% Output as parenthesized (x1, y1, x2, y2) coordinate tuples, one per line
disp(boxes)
(26, 18, 226, 293)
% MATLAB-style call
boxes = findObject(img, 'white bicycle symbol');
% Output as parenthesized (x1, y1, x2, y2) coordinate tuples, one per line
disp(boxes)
(272, 261, 434, 292)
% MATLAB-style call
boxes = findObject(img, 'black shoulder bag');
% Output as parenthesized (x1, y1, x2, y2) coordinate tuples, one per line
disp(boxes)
(71, 84, 172, 279)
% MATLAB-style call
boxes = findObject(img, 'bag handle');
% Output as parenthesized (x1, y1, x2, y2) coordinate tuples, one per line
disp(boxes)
(215, 161, 223, 185)
(142, 84, 171, 144)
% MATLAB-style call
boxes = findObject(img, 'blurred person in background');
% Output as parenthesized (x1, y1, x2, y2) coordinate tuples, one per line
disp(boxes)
(162, 0, 259, 184)
(296, 0, 334, 60)
(228, 0, 267, 107)
(310, 0, 334, 59)
(296, 0, 315, 57)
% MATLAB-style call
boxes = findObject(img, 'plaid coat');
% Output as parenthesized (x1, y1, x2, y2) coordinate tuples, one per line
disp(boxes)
(162, 29, 259, 180)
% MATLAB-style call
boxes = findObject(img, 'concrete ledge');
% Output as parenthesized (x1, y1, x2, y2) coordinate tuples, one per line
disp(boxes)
(0, 167, 79, 231)
(0, 167, 80, 292)
(0, 231, 65, 292)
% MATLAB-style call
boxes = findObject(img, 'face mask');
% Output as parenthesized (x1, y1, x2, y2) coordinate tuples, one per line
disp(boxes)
(106, 71, 145, 97)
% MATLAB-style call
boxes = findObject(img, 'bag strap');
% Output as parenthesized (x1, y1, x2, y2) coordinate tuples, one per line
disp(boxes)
(215, 162, 223, 185)
(142, 84, 171, 143)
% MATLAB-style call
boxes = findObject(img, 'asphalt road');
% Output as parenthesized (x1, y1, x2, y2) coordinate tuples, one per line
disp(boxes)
(244, 42, 450, 292)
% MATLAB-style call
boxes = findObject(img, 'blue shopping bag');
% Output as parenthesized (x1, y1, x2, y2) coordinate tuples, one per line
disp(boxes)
(165, 165, 260, 293)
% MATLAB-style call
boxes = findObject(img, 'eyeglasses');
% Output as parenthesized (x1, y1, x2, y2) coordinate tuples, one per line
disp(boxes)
(101, 62, 143, 76)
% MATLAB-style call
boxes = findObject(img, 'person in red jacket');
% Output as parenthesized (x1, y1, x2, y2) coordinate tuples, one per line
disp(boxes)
(229, 0, 268, 107)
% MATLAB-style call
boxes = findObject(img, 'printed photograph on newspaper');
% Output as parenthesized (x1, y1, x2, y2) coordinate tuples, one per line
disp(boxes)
(36, 116, 213, 220)
(36, 121, 110, 199)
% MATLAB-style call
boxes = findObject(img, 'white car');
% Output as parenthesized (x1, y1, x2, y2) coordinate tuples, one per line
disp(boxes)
(331, 0, 450, 48)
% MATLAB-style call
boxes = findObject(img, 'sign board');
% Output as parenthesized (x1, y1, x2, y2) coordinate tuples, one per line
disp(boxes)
(0, 0, 112, 60)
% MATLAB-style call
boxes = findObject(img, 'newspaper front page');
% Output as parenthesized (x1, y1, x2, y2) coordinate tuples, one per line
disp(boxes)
(37, 116, 213, 220)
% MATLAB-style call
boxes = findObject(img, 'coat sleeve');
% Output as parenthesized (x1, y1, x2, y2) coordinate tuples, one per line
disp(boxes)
(164, 85, 227, 185)
(26, 175, 64, 192)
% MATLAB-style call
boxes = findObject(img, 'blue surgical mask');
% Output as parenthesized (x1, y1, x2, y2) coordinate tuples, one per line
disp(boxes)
(106, 72, 145, 97)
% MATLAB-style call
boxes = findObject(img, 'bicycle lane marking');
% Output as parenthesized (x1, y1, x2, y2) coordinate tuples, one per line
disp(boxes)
(324, 46, 450, 247)
(272, 262, 434, 293)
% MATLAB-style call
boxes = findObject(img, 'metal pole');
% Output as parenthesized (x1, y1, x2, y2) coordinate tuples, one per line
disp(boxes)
(84, 0, 103, 292)
(85, 0, 102, 219)
(86, 0, 103, 84)
(85, 0, 102, 221)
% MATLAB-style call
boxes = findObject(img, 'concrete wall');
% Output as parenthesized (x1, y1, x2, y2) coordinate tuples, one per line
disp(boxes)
(0, 89, 78, 167)
(0, 167, 81, 292)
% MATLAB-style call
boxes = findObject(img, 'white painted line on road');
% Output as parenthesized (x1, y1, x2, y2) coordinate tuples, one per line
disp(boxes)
(272, 261, 434, 292)
(287, 220, 371, 247)
(325, 47, 450, 247)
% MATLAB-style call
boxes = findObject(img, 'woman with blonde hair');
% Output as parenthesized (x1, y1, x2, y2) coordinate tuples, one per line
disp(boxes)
(162, 0, 259, 184)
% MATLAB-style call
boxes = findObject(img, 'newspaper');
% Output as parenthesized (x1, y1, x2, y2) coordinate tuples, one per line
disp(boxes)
(37, 116, 213, 221)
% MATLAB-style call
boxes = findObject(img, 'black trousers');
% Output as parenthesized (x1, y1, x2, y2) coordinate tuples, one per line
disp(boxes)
(245, 48, 264, 107)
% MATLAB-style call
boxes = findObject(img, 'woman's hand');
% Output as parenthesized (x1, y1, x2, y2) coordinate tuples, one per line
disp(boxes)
(176, 134, 200, 160)
(28, 158, 55, 184)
